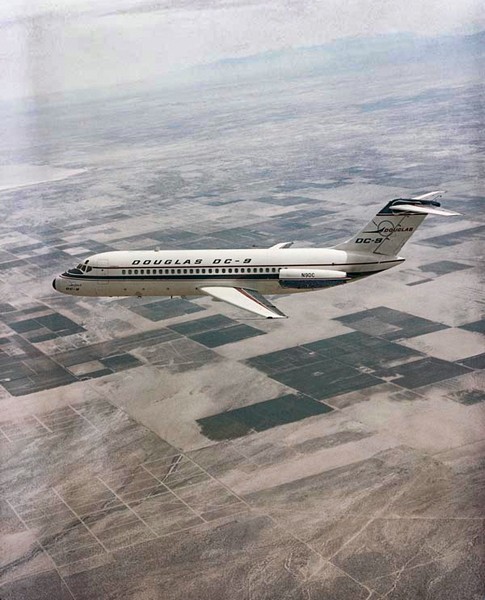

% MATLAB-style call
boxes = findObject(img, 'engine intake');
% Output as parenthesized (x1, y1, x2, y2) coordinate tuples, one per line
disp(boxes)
(279, 268, 348, 289)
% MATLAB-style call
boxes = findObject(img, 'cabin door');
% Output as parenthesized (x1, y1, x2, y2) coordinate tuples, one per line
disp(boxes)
(96, 259, 109, 294)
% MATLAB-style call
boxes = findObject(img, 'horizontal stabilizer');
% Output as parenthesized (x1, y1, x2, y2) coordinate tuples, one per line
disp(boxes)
(391, 204, 460, 216)
(199, 286, 287, 319)
(411, 190, 446, 201)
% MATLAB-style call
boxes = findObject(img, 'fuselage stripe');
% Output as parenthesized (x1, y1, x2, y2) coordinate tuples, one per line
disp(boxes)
(59, 271, 376, 284)
(88, 259, 403, 270)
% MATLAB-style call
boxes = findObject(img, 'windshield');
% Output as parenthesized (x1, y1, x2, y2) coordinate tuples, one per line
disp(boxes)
(71, 264, 92, 273)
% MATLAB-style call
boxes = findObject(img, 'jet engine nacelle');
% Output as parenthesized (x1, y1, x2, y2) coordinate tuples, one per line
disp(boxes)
(279, 268, 347, 289)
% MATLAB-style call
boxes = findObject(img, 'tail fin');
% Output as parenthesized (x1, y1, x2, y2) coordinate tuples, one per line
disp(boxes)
(333, 191, 459, 256)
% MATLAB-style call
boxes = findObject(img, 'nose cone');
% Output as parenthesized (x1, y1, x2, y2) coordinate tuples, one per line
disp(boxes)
(52, 278, 57, 291)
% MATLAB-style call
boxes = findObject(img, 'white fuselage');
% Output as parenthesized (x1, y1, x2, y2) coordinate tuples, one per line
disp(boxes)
(52, 248, 403, 298)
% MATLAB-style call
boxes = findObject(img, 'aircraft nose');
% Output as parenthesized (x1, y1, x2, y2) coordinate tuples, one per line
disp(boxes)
(52, 278, 57, 291)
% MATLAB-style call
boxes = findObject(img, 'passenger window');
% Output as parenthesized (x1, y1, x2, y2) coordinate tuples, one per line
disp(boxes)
(201, 269, 206, 274)
(195, 269, 199, 274)
(222, 269, 226, 274)
(228, 268, 232, 273)
(128, 269, 132, 275)
(215, 269, 219, 274)
(134, 270, 138, 274)
(189, 269, 193, 274)
(122, 269, 126, 275)
(171, 269, 175, 274)
(141, 269, 144, 274)
(234, 268, 238, 273)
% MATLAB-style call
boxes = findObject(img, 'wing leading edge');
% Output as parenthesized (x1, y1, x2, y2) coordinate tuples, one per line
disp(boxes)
(199, 286, 287, 319)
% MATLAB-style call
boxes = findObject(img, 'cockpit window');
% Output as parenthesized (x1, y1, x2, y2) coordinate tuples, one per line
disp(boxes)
(73, 264, 91, 273)
(68, 265, 84, 275)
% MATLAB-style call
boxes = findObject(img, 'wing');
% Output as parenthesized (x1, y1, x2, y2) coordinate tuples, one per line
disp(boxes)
(199, 286, 287, 319)
(269, 242, 294, 249)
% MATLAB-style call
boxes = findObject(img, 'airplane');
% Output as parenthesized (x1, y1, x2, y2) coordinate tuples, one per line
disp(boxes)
(52, 191, 459, 319)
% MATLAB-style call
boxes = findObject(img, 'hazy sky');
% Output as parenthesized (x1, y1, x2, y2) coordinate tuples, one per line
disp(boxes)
(1, 0, 483, 100)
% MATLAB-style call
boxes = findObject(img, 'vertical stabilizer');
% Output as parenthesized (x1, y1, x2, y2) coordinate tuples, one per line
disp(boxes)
(333, 191, 458, 257)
